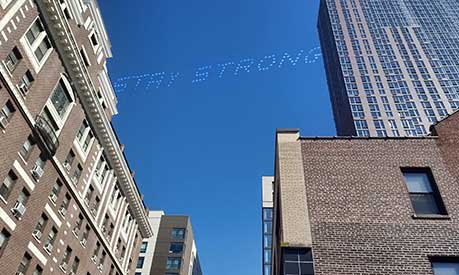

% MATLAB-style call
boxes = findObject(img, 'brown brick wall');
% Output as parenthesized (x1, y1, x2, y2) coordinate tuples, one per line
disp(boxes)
(298, 136, 459, 274)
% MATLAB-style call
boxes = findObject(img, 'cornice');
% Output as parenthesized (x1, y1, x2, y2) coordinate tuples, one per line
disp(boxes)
(37, 0, 153, 239)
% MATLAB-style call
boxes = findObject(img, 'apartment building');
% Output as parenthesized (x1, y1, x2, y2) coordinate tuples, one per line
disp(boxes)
(261, 176, 273, 275)
(0, 0, 153, 274)
(271, 111, 459, 275)
(319, 0, 459, 137)
(136, 213, 202, 275)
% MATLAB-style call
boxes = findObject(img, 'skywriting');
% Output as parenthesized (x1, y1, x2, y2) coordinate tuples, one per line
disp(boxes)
(112, 47, 322, 93)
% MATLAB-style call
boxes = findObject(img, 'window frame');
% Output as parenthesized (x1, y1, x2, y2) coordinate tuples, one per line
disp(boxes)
(401, 167, 448, 217)
(20, 18, 53, 73)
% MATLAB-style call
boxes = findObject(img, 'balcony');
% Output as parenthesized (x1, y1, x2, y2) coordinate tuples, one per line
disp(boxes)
(35, 115, 59, 155)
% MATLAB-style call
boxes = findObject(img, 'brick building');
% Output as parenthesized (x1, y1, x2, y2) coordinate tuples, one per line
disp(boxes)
(0, 0, 152, 274)
(271, 111, 459, 275)
(135, 213, 202, 275)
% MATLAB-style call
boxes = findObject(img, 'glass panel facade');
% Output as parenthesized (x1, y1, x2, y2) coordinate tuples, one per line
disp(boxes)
(262, 207, 273, 275)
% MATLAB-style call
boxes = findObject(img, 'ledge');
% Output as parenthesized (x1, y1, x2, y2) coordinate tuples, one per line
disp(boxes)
(412, 214, 451, 220)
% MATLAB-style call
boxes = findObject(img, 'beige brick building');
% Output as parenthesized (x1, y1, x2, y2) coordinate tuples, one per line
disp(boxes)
(0, 0, 152, 274)
(272, 111, 459, 275)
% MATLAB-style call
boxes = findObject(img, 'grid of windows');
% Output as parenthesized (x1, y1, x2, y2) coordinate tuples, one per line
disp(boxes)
(322, 0, 459, 137)
(282, 248, 314, 275)
(262, 208, 273, 275)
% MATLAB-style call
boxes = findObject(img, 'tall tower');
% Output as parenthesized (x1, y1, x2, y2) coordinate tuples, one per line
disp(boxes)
(318, 0, 459, 137)
(262, 176, 274, 275)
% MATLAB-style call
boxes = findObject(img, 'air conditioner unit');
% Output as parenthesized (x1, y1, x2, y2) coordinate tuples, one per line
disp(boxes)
(97, 264, 103, 271)
(44, 243, 53, 253)
(32, 229, 42, 240)
(90, 208, 97, 217)
(59, 207, 67, 217)
(31, 164, 44, 180)
(63, 161, 71, 171)
(49, 193, 58, 204)
(91, 255, 97, 263)
(80, 238, 87, 247)
(5, 59, 14, 71)
(15, 272, 25, 275)
(60, 262, 68, 271)
(0, 115, 9, 129)
(11, 202, 26, 218)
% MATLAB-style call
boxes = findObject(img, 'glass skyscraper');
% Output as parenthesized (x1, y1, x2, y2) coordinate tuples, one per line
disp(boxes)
(262, 176, 274, 275)
(319, 0, 459, 137)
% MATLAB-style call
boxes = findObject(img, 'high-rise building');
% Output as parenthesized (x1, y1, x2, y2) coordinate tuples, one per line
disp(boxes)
(262, 176, 274, 275)
(136, 213, 202, 275)
(318, 0, 459, 137)
(270, 111, 459, 275)
(0, 0, 152, 274)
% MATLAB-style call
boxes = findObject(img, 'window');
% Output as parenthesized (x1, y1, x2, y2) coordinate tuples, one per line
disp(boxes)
(61, 246, 72, 270)
(0, 100, 15, 127)
(402, 169, 447, 215)
(32, 265, 43, 275)
(71, 257, 80, 273)
(24, 19, 52, 66)
(432, 260, 459, 275)
(17, 253, 32, 274)
(264, 221, 272, 234)
(44, 227, 57, 252)
(80, 48, 90, 67)
(71, 164, 83, 185)
(0, 229, 11, 257)
(20, 135, 34, 160)
(18, 70, 34, 95)
(50, 80, 72, 118)
(0, 170, 17, 200)
(49, 179, 62, 204)
(140, 242, 148, 253)
(33, 214, 48, 240)
(263, 208, 273, 220)
(166, 257, 181, 270)
(169, 243, 184, 254)
(171, 228, 185, 240)
(90, 33, 99, 47)
(5, 47, 22, 72)
(64, 150, 75, 170)
(85, 185, 94, 205)
(59, 193, 71, 216)
(282, 248, 314, 275)
(136, 257, 144, 269)
(76, 120, 89, 142)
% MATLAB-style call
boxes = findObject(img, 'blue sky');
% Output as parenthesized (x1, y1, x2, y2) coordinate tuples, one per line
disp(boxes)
(98, 1, 334, 274)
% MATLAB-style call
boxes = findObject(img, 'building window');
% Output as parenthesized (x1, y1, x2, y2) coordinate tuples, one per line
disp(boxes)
(4, 47, 22, 73)
(17, 253, 32, 274)
(169, 243, 184, 254)
(44, 227, 57, 253)
(19, 135, 35, 161)
(402, 169, 447, 215)
(0, 228, 11, 257)
(0, 170, 17, 200)
(63, 150, 75, 170)
(49, 179, 62, 204)
(432, 260, 459, 275)
(33, 214, 48, 241)
(140, 242, 148, 253)
(32, 154, 46, 180)
(0, 100, 15, 128)
(60, 246, 72, 271)
(166, 257, 181, 270)
(18, 70, 34, 95)
(171, 228, 186, 240)
(50, 80, 72, 118)
(282, 248, 314, 275)
(71, 164, 83, 185)
(71, 257, 80, 273)
(136, 257, 145, 269)
(59, 193, 71, 217)
(32, 265, 43, 275)
(24, 19, 52, 66)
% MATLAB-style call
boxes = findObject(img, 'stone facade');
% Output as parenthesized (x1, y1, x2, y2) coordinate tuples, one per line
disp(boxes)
(272, 111, 459, 274)
(0, 0, 151, 274)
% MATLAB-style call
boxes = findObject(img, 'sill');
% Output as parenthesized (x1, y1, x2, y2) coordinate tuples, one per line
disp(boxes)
(412, 214, 450, 220)
(0, 196, 7, 205)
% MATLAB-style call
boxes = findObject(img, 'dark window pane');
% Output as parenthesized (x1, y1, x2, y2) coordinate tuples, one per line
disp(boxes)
(298, 249, 313, 261)
(403, 172, 432, 193)
(410, 193, 440, 214)
(300, 263, 314, 275)
(284, 262, 299, 274)
(284, 248, 299, 261)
